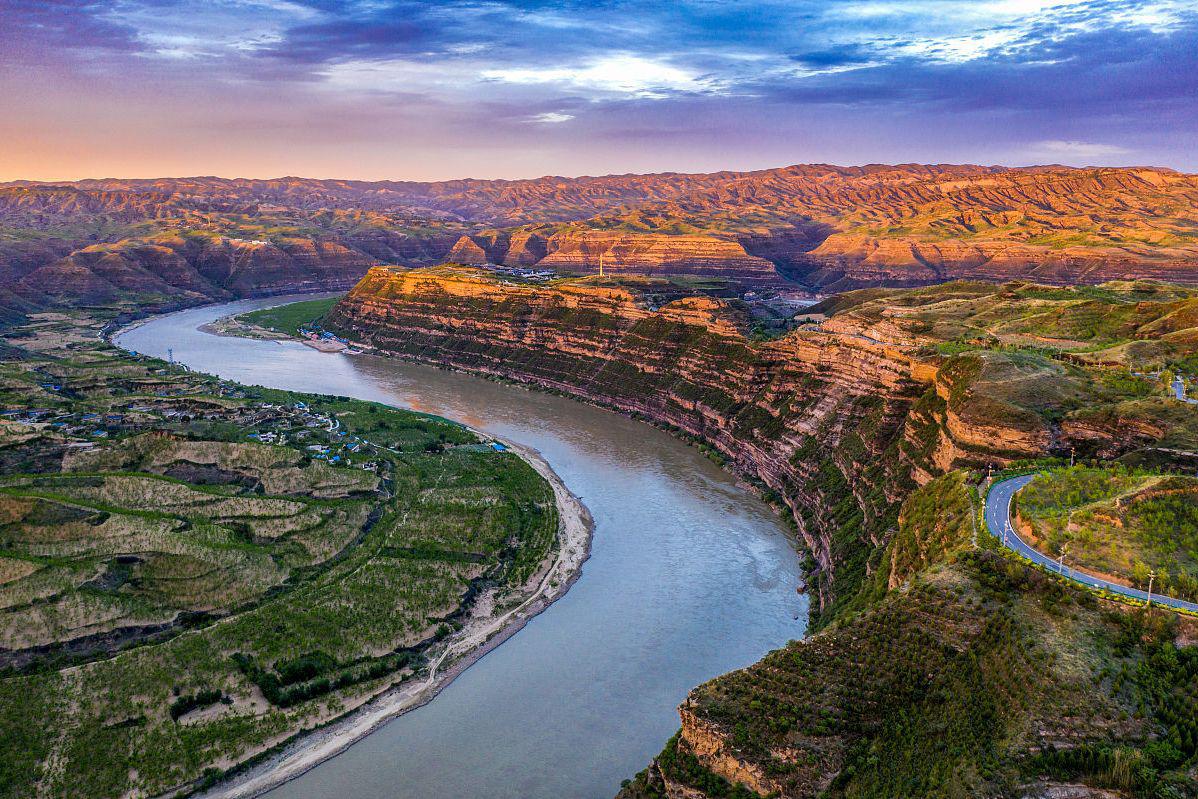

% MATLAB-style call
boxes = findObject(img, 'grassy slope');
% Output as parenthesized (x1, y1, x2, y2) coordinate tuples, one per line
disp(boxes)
(622, 474, 1198, 799)
(239, 295, 343, 337)
(1020, 466, 1198, 602)
(0, 312, 558, 799)
(616, 282, 1198, 798)
(832, 281, 1198, 459)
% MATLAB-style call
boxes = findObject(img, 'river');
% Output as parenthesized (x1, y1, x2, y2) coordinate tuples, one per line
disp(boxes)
(116, 295, 806, 799)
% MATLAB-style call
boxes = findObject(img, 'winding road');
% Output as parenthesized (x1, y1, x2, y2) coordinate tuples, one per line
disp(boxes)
(985, 475, 1198, 613)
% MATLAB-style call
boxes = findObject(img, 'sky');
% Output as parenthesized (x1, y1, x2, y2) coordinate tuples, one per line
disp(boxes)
(1, 0, 1195, 181)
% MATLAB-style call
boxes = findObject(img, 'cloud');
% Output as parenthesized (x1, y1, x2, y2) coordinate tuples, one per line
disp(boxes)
(2, 0, 1196, 178)
(258, 15, 428, 64)
(0, 0, 146, 66)
(529, 112, 574, 124)
(317, 57, 474, 96)
(789, 44, 874, 69)
(1033, 140, 1130, 157)
(482, 55, 718, 99)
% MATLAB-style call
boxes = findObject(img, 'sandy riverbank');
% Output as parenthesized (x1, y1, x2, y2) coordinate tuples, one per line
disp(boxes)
(198, 316, 292, 341)
(109, 308, 595, 799)
(197, 439, 593, 799)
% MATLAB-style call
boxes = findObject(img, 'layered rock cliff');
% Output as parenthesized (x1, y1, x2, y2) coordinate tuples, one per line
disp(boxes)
(326, 268, 1198, 797)
(447, 228, 785, 285)
(7, 163, 1198, 318)
(327, 268, 1198, 620)
(327, 267, 918, 616)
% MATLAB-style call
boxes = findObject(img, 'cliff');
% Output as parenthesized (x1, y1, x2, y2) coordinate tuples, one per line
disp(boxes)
(327, 266, 920, 617)
(327, 268, 1198, 797)
(448, 228, 785, 285)
(6, 164, 1198, 318)
(326, 269, 1198, 623)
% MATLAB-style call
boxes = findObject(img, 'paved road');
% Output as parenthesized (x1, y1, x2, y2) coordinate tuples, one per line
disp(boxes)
(985, 475, 1198, 613)
(1173, 376, 1198, 405)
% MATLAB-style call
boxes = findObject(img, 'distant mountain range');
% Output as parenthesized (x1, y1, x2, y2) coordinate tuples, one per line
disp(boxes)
(2, 163, 1196, 321)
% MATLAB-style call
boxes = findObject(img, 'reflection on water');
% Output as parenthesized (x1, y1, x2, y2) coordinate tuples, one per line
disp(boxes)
(117, 297, 807, 799)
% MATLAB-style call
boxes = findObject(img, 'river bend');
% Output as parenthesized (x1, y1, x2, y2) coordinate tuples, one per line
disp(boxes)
(116, 296, 806, 799)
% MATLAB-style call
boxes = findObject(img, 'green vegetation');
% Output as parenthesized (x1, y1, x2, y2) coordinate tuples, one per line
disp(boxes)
(0, 311, 560, 799)
(623, 474, 1198, 799)
(623, 733, 763, 798)
(326, 272, 1198, 798)
(815, 282, 1198, 464)
(820, 280, 1198, 368)
(240, 296, 342, 336)
(1020, 465, 1198, 601)
(616, 282, 1198, 799)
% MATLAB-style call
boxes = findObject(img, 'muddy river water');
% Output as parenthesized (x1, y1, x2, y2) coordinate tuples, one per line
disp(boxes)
(117, 295, 806, 799)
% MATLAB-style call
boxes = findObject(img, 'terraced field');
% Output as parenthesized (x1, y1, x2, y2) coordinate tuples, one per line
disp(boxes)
(0, 312, 561, 799)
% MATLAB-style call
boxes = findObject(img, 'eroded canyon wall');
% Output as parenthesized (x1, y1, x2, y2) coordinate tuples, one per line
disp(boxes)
(326, 268, 1198, 798)
(447, 229, 787, 285)
(325, 267, 1051, 620)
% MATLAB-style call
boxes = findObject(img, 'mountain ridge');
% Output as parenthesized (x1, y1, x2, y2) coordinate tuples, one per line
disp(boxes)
(2, 163, 1196, 322)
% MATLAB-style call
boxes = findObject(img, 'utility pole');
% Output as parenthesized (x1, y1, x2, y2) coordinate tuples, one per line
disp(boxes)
(167, 348, 174, 365)
(1057, 542, 1069, 576)
(598, 251, 605, 278)
(1147, 569, 1156, 607)
(1002, 520, 1010, 548)
(1070, 447, 1075, 467)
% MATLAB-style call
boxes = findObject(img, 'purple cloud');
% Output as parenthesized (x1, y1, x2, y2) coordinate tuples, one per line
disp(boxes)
(0, 0, 1194, 179)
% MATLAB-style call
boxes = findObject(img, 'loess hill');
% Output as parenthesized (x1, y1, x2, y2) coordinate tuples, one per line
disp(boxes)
(3, 164, 1197, 325)
(324, 267, 1198, 797)
(1017, 466, 1198, 603)
(0, 311, 561, 799)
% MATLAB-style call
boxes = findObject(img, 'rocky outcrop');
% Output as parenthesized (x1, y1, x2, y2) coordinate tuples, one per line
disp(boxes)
(671, 707, 788, 797)
(536, 229, 783, 284)
(504, 230, 549, 265)
(10, 163, 1196, 310)
(447, 236, 490, 264)
(447, 231, 512, 265)
(444, 228, 786, 285)
(325, 267, 1053, 619)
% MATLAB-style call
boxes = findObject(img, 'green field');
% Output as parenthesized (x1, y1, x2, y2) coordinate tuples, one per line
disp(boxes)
(240, 295, 343, 336)
(1019, 466, 1198, 602)
(0, 311, 559, 799)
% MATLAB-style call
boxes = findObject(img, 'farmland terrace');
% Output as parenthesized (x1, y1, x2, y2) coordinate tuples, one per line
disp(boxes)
(0, 310, 565, 799)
